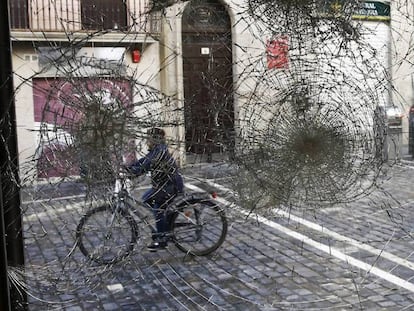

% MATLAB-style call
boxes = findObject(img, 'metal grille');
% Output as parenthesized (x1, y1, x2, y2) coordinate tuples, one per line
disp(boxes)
(9, 0, 159, 33)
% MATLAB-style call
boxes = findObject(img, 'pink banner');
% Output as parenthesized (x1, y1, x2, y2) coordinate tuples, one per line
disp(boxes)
(33, 78, 133, 178)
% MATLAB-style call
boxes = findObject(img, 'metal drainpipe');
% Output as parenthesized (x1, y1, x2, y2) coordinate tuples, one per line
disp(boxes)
(0, 0, 27, 310)
(174, 4, 185, 166)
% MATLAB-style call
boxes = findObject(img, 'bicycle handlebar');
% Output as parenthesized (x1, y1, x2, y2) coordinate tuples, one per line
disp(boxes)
(114, 172, 135, 194)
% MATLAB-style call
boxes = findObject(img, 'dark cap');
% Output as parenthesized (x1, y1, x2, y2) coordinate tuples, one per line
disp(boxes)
(147, 128, 165, 143)
(147, 127, 165, 139)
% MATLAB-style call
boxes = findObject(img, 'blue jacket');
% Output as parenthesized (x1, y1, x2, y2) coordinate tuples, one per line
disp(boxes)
(127, 144, 183, 192)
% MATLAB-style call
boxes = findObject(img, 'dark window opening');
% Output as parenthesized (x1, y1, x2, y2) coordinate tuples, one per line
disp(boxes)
(81, 0, 127, 31)
(10, 0, 29, 29)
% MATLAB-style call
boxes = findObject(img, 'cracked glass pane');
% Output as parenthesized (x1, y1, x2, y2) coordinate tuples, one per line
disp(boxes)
(2, 0, 414, 310)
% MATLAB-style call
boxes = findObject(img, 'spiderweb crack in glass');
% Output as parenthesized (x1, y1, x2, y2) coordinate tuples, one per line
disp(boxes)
(233, 0, 388, 208)
(7, 0, 412, 309)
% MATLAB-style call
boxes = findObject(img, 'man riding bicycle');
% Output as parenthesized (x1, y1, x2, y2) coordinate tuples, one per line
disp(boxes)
(125, 128, 184, 251)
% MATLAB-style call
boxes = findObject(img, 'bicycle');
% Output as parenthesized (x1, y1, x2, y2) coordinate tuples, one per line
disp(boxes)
(75, 173, 228, 265)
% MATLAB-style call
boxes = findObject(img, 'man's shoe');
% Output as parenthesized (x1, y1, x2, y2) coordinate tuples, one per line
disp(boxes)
(147, 241, 168, 252)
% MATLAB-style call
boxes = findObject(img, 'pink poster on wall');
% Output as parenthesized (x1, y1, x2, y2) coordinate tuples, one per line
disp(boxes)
(33, 78, 134, 178)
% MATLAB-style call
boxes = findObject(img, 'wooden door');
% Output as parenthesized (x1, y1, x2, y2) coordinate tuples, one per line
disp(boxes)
(183, 42, 233, 154)
(182, 1, 234, 156)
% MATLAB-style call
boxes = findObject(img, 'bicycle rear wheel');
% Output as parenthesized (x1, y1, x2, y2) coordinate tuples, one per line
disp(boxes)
(170, 199, 227, 256)
(76, 204, 138, 265)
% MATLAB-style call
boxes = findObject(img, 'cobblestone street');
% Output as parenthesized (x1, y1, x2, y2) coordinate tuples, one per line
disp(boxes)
(19, 162, 414, 310)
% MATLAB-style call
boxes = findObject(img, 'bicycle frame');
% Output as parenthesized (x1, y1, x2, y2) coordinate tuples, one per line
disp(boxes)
(76, 173, 228, 263)
(112, 175, 158, 231)
(112, 174, 207, 235)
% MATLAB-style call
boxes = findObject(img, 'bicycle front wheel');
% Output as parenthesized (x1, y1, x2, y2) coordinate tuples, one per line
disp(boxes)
(76, 204, 138, 265)
(171, 199, 227, 256)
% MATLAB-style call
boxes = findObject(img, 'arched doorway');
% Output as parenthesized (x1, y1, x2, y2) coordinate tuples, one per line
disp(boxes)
(182, 0, 234, 161)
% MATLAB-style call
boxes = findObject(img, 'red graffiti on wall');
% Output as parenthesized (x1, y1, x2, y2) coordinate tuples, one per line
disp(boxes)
(266, 36, 289, 69)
